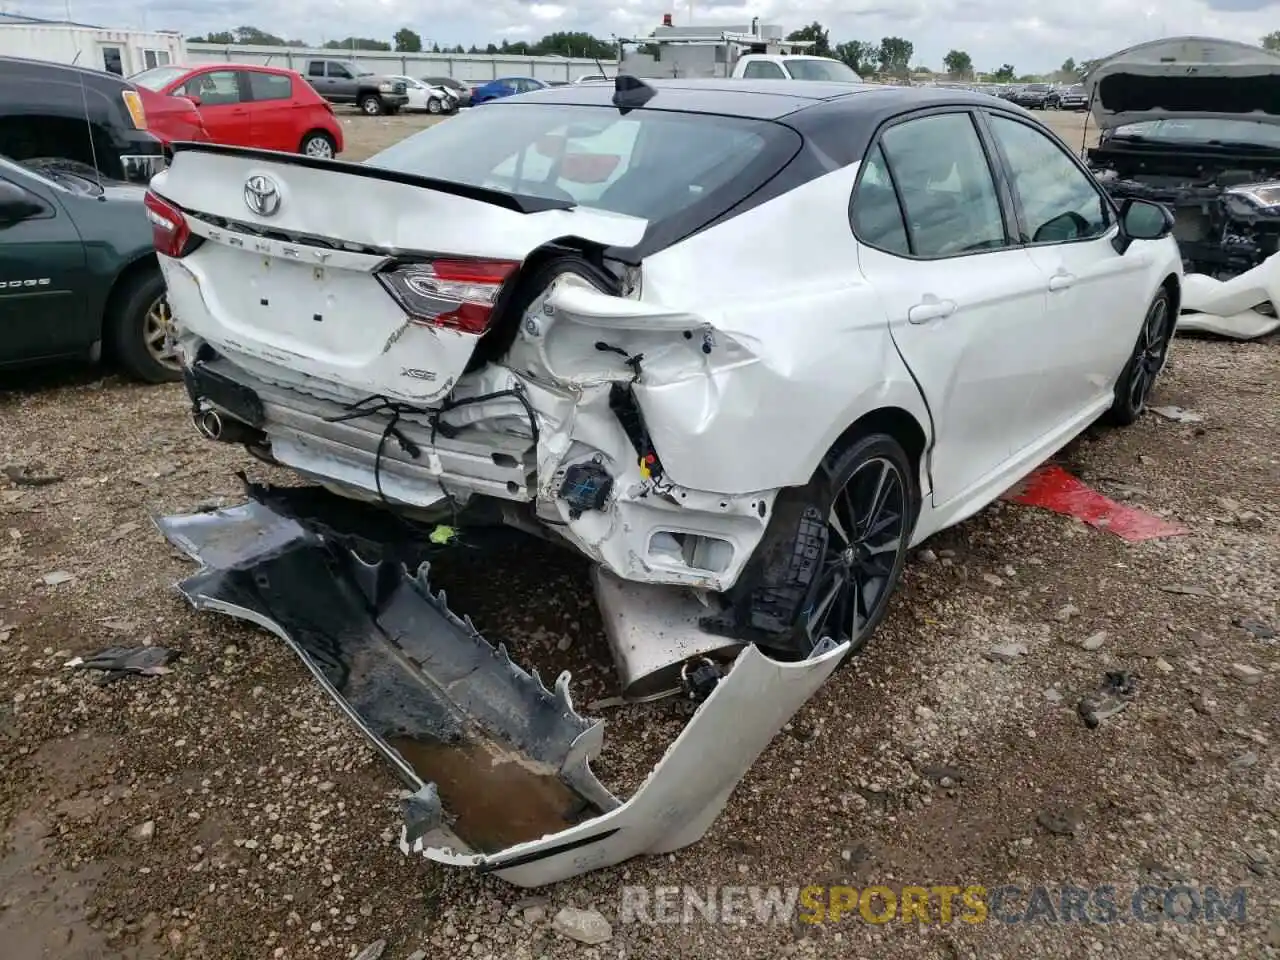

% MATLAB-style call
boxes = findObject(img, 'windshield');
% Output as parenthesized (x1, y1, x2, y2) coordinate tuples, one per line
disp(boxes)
(786, 59, 860, 82)
(1026, 84, 1050, 92)
(365, 101, 799, 222)
(1112, 118, 1280, 148)
(131, 66, 188, 91)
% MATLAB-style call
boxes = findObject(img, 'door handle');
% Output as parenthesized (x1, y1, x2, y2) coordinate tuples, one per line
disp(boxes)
(1048, 272, 1076, 291)
(907, 298, 956, 324)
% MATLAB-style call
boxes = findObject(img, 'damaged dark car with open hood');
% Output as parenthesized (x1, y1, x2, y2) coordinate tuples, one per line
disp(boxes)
(1086, 36, 1280, 339)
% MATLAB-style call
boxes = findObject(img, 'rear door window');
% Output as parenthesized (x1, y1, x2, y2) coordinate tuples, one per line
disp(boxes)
(307, 61, 325, 78)
(878, 112, 1009, 257)
(247, 71, 293, 102)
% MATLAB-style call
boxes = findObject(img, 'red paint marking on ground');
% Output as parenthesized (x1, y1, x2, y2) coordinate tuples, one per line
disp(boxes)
(1002, 465, 1188, 542)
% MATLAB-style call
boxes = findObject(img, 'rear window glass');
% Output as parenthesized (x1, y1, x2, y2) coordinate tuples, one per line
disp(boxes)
(132, 66, 187, 91)
(786, 59, 861, 82)
(364, 102, 800, 222)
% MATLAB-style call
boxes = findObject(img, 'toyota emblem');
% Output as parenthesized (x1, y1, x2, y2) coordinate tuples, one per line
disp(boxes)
(243, 174, 281, 217)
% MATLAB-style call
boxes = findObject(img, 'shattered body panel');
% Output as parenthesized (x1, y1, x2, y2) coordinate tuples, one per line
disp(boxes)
(155, 500, 847, 887)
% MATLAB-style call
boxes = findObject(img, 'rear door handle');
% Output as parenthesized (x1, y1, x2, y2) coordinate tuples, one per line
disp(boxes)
(907, 298, 957, 324)
(1048, 272, 1077, 291)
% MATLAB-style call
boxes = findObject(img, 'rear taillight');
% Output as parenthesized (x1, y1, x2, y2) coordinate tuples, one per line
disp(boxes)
(377, 259, 519, 335)
(122, 90, 147, 130)
(144, 190, 197, 258)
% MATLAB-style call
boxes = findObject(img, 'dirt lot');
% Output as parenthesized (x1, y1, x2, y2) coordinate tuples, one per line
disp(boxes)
(1, 106, 1278, 960)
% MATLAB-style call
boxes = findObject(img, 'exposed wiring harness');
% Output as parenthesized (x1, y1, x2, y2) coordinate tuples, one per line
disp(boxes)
(323, 385, 541, 532)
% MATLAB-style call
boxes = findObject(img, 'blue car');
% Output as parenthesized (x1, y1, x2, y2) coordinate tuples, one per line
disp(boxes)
(470, 76, 548, 104)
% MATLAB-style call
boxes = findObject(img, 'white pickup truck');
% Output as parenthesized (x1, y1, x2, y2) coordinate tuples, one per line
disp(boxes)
(730, 54, 862, 81)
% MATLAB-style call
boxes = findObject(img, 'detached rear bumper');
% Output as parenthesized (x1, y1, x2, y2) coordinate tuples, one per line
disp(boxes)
(155, 499, 848, 887)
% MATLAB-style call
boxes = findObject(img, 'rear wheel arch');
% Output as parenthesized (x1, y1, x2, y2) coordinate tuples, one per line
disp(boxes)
(824, 406, 927, 481)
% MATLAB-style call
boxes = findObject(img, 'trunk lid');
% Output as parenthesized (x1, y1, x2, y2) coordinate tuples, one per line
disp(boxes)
(1087, 36, 1280, 130)
(152, 144, 648, 404)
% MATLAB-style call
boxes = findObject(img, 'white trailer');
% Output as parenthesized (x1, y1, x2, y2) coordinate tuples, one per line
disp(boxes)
(0, 15, 185, 77)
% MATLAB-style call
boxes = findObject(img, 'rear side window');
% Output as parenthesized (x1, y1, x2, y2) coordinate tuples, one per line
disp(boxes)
(878, 112, 1008, 257)
(365, 102, 801, 224)
(307, 61, 325, 78)
(850, 144, 910, 255)
(248, 72, 293, 102)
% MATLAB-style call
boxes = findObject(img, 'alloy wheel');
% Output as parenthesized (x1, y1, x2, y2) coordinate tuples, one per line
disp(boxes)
(1127, 295, 1171, 413)
(143, 296, 180, 371)
(805, 456, 908, 649)
(304, 137, 334, 158)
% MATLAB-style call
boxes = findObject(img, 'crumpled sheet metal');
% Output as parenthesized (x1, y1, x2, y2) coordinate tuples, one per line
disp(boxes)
(1180, 252, 1280, 340)
(154, 501, 849, 887)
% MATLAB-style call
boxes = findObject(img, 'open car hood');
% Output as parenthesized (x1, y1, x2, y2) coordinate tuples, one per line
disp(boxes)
(1086, 36, 1280, 130)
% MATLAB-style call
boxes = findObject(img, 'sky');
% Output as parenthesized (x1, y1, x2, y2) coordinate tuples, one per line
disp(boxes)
(9, 0, 1280, 74)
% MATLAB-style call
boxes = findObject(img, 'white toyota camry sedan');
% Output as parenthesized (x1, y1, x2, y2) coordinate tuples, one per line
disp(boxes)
(149, 77, 1182, 680)
(145, 77, 1184, 885)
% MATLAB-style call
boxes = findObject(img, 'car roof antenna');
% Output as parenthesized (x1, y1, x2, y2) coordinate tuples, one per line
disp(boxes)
(613, 74, 656, 114)
(66, 0, 105, 197)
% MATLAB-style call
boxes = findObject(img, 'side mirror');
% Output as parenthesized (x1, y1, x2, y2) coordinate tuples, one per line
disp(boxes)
(0, 181, 47, 228)
(1112, 198, 1174, 254)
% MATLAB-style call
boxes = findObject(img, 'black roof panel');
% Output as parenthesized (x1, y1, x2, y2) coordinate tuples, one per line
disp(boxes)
(489, 78, 1024, 121)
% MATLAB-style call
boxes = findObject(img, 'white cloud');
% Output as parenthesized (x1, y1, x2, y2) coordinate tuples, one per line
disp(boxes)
(17, 0, 1280, 72)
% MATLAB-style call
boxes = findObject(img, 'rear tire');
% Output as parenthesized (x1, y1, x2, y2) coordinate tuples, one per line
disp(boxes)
(360, 94, 383, 116)
(1105, 287, 1174, 426)
(107, 268, 181, 384)
(299, 131, 336, 158)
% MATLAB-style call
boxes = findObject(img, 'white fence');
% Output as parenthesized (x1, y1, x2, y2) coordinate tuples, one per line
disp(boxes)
(185, 44, 619, 83)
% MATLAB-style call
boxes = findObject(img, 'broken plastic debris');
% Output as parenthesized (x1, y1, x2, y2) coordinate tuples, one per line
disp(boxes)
(1077, 671, 1137, 728)
(40, 570, 76, 586)
(1148, 405, 1204, 424)
(428, 524, 459, 545)
(1002, 465, 1188, 542)
(65, 646, 180, 684)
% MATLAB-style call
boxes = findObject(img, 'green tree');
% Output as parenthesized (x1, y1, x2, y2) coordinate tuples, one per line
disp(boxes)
(394, 28, 422, 53)
(1262, 31, 1280, 51)
(992, 63, 1016, 82)
(833, 40, 878, 75)
(787, 22, 831, 58)
(943, 49, 973, 77)
(877, 37, 914, 75)
(534, 31, 614, 59)
(323, 37, 392, 51)
(1060, 57, 1076, 77)
(233, 26, 286, 45)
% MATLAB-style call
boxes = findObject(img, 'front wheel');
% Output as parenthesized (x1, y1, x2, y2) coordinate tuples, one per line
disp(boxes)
(1105, 288, 1174, 426)
(359, 94, 383, 116)
(107, 269, 182, 384)
(799, 434, 918, 656)
(426, 97, 443, 115)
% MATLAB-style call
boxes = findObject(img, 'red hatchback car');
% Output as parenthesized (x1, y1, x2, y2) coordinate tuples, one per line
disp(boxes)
(131, 63, 345, 158)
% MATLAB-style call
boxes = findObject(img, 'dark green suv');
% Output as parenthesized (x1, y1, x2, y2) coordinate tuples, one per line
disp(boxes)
(0, 155, 177, 382)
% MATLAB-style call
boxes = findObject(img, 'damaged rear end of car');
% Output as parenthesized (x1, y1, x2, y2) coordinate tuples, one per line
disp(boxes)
(149, 85, 859, 885)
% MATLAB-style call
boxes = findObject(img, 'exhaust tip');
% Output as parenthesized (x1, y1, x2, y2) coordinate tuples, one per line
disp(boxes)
(195, 409, 222, 440)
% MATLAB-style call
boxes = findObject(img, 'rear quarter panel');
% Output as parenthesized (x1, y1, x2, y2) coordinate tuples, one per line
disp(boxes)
(635, 160, 931, 495)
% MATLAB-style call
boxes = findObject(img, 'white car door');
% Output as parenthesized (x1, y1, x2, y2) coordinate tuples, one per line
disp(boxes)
(981, 111, 1151, 428)
(852, 110, 1051, 508)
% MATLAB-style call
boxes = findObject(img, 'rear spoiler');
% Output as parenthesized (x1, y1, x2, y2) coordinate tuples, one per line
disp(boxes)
(166, 141, 575, 215)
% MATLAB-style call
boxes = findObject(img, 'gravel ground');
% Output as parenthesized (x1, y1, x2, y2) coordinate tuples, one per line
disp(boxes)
(1, 106, 1278, 960)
